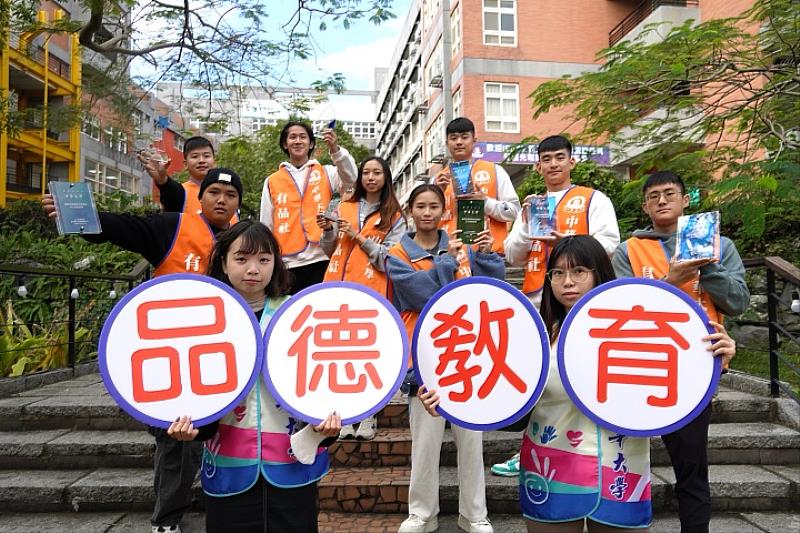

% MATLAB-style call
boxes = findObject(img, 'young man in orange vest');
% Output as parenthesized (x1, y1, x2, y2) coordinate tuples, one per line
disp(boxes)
(612, 170, 749, 533)
(434, 117, 520, 254)
(504, 135, 620, 308)
(43, 168, 242, 533)
(493, 135, 621, 478)
(260, 121, 357, 294)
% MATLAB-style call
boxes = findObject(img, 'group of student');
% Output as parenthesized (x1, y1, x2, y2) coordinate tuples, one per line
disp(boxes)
(41, 115, 748, 533)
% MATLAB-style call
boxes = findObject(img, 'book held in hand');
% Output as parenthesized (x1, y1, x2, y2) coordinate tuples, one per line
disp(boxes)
(48, 181, 102, 235)
(675, 211, 720, 262)
(457, 199, 485, 245)
(449, 160, 474, 197)
(527, 195, 555, 237)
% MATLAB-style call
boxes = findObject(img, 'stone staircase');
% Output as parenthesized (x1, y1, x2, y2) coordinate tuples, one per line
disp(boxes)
(0, 371, 798, 532)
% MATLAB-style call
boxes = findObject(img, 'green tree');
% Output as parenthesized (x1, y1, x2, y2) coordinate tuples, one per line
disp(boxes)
(2, 1, 396, 134)
(526, 0, 800, 258)
(216, 120, 371, 219)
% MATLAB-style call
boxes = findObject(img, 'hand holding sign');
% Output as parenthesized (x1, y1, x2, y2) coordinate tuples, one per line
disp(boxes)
(99, 275, 263, 428)
(263, 282, 407, 425)
(558, 278, 720, 437)
(413, 277, 550, 431)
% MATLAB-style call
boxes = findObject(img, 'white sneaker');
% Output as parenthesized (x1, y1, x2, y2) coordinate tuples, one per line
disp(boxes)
(457, 515, 493, 533)
(152, 526, 181, 533)
(355, 415, 377, 440)
(338, 424, 356, 440)
(398, 514, 439, 532)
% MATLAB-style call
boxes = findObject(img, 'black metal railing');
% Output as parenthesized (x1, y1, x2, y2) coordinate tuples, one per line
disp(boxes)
(0, 260, 150, 377)
(734, 257, 800, 404)
(609, 0, 700, 46)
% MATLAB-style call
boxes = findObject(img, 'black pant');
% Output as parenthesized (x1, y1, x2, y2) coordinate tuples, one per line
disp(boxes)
(661, 403, 712, 533)
(288, 260, 329, 295)
(206, 476, 319, 532)
(149, 427, 203, 527)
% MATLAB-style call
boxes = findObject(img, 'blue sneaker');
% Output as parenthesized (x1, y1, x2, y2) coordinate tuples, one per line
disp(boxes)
(490, 453, 520, 477)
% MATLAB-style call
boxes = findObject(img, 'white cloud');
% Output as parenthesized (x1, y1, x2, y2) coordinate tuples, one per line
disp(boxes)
(302, 17, 405, 91)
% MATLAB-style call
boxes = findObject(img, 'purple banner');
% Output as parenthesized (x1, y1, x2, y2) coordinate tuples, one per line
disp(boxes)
(473, 142, 610, 166)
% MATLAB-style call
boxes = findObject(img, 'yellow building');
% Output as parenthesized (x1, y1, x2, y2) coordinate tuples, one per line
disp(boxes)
(0, 8, 81, 206)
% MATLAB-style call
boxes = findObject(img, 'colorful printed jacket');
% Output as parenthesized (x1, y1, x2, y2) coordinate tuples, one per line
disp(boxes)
(520, 340, 652, 528)
(201, 297, 329, 496)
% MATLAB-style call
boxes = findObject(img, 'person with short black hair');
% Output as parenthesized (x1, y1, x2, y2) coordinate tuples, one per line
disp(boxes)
(260, 120, 357, 294)
(139, 136, 236, 220)
(433, 117, 520, 254)
(43, 168, 243, 533)
(612, 170, 748, 533)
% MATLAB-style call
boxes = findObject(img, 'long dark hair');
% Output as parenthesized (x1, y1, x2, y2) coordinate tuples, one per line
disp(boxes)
(539, 235, 616, 342)
(206, 220, 290, 298)
(348, 156, 405, 232)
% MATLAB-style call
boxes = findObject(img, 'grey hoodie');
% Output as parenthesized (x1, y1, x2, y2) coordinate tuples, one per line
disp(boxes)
(612, 227, 750, 317)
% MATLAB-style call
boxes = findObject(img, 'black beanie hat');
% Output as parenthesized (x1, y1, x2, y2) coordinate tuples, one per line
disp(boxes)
(198, 168, 243, 204)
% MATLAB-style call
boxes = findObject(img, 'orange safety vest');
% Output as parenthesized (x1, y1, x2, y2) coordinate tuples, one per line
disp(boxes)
(522, 186, 594, 295)
(626, 237, 721, 324)
(440, 159, 507, 254)
(267, 164, 332, 256)
(182, 180, 239, 224)
(154, 211, 216, 277)
(323, 201, 402, 296)
(387, 240, 472, 367)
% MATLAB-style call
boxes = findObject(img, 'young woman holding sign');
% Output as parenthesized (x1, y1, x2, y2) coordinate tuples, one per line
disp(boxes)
(386, 183, 504, 533)
(422, 235, 735, 532)
(316, 156, 408, 441)
(167, 220, 340, 533)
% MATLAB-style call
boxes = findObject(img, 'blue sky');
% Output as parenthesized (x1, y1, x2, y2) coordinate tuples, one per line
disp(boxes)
(269, 0, 413, 90)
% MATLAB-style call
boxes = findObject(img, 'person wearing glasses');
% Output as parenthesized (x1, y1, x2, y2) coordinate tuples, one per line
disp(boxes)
(612, 171, 748, 533)
(421, 235, 736, 532)
(495, 135, 621, 478)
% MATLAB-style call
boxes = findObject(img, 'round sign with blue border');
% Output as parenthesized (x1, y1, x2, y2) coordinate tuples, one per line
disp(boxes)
(262, 282, 408, 425)
(558, 278, 720, 437)
(412, 277, 550, 431)
(99, 274, 264, 429)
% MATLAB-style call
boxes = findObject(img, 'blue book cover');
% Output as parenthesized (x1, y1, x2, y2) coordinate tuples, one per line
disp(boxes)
(675, 211, 720, 262)
(527, 195, 555, 237)
(449, 160, 474, 197)
(49, 181, 102, 235)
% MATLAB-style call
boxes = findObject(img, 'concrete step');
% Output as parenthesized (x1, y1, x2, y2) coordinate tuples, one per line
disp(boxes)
(2, 422, 797, 470)
(0, 376, 777, 432)
(0, 511, 798, 533)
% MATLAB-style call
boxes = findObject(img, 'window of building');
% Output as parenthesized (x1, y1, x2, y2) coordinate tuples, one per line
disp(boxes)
(174, 135, 185, 152)
(450, 4, 461, 57)
(483, 0, 516, 46)
(484, 82, 519, 132)
(117, 132, 128, 154)
(452, 88, 462, 118)
(82, 116, 100, 140)
(104, 126, 115, 149)
(251, 117, 277, 133)
(426, 112, 445, 165)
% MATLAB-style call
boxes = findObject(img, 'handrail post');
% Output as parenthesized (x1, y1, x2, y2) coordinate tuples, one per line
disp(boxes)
(766, 268, 780, 397)
(68, 276, 76, 372)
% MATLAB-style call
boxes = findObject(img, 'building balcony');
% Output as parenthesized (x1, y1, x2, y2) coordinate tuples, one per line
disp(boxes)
(609, 106, 703, 166)
(7, 33, 77, 96)
(609, 0, 700, 46)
